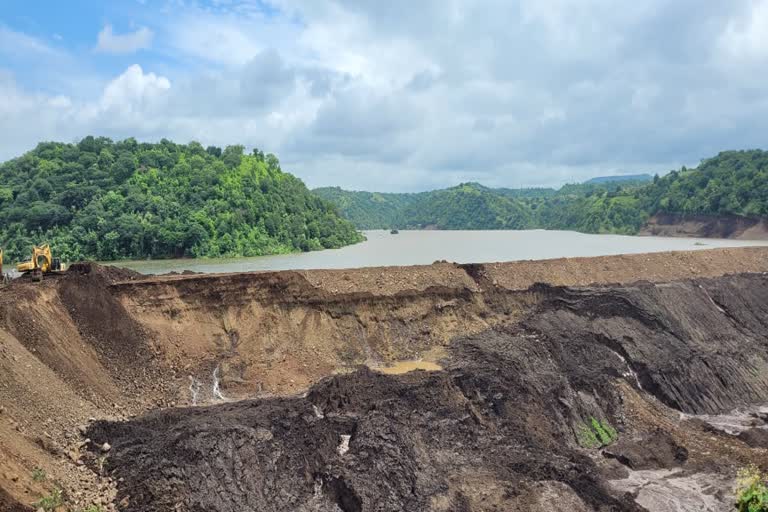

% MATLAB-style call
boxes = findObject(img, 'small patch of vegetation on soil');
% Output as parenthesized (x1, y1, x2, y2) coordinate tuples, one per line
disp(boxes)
(735, 465, 768, 512)
(77, 505, 105, 512)
(576, 417, 618, 448)
(31, 467, 46, 482)
(35, 488, 64, 511)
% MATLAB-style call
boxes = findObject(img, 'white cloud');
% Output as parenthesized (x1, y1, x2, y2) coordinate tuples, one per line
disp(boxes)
(2, 1, 768, 191)
(167, 8, 301, 67)
(98, 64, 170, 112)
(718, 0, 768, 61)
(0, 25, 62, 58)
(96, 24, 153, 54)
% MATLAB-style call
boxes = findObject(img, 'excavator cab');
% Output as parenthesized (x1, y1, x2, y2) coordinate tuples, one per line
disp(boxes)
(16, 244, 60, 281)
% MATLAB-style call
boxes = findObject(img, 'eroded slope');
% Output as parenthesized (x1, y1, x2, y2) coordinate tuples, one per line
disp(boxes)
(1, 247, 767, 511)
(88, 273, 768, 512)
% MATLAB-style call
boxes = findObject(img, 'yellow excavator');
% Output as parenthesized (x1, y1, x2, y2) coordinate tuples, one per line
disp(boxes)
(16, 244, 62, 281)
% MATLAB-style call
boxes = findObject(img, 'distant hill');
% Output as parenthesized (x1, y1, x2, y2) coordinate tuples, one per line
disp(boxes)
(314, 151, 768, 235)
(310, 187, 420, 230)
(585, 174, 653, 184)
(0, 137, 363, 262)
(314, 176, 649, 231)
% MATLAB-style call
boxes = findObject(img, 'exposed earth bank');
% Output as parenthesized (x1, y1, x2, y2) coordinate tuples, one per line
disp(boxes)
(641, 213, 768, 240)
(1, 247, 768, 511)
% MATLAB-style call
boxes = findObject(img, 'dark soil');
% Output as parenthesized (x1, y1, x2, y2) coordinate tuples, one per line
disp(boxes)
(0, 488, 31, 512)
(86, 273, 768, 512)
(88, 337, 640, 512)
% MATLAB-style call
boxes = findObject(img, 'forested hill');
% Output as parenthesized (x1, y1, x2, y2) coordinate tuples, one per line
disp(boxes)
(0, 137, 363, 262)
(315, 150, 768, 234)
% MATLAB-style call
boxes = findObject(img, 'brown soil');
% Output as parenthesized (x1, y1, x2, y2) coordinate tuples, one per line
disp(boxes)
(641, 212, 768, 240)
(0, 247, 767, 511)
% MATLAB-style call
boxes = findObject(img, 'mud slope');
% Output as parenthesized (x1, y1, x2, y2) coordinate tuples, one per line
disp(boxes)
(1, 247, 768, 511)
(641, 212, 768, 240)
(88, 272, 768, 512)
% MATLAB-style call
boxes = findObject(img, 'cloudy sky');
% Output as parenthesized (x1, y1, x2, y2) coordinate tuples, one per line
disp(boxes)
(1, 0, 767, 191)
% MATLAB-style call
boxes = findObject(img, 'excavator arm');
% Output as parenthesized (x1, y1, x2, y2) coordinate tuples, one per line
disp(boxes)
(16, 244, 56, 274)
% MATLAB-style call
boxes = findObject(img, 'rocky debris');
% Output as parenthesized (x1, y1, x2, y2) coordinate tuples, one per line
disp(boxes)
(737, 428, 768, 448)
(87, 357, 640, 512)
(609, 469, 734, 512)
(603, 430, 688, 470)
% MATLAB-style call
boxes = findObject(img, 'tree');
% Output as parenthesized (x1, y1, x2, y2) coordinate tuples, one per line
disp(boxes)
(222, 145, 244, 168)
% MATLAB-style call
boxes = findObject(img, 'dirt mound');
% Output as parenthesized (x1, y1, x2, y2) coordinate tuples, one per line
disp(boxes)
(59, 262, 153, 371)
(67, 260, 143, 282)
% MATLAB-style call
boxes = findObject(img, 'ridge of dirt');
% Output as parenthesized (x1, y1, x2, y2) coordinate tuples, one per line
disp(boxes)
(111, 246, 768, 296)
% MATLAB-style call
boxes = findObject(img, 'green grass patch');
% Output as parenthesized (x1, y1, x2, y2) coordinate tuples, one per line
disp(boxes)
(35, 488, 64, 512)
(31, 467, 46, 482)
(576, 417, 618, 448)
(736, 465, 768, 512)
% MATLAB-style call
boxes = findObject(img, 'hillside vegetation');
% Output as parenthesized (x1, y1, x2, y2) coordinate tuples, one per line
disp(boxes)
(0, 137, 363, 262)
(315, 150, 768, 233)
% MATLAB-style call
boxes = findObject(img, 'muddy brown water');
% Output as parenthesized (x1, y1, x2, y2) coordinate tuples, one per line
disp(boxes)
(373, 360, 443, 374)
(107, 229, 768, 274)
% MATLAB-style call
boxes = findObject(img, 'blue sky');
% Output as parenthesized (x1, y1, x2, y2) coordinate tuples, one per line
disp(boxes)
(1, 1, 768, 191)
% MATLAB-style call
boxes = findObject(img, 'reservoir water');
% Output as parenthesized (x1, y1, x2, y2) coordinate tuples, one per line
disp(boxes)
(109, 230, 768, 275)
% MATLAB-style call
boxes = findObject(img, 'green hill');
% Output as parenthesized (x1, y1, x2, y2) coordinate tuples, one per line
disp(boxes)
(643, 150, 768, 217)
(397, 183, 533, 229)
(314, 150, 768, 234)
(314, 180, 646, 232)
(0, 137, 363, 262)
(310, 187, 419, 230)
(314, 183, 537, 230)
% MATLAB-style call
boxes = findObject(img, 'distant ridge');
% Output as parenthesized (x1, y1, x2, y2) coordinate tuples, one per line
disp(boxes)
(314, 150, 768, 235)
(585, 174, 653, 184)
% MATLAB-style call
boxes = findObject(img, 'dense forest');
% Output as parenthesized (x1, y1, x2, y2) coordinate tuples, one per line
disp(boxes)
(0, 137, 363, 262)
(315, 150, 768, 233)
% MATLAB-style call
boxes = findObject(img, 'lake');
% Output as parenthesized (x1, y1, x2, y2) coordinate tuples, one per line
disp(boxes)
(108, 230, 768, 275)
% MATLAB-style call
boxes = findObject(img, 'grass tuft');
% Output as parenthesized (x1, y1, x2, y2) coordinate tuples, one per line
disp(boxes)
(576, 417, 618, 448)
(735, 465, 768, 512)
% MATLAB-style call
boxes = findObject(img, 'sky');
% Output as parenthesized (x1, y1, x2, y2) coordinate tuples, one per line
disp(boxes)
(1, 0, 767, 191)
